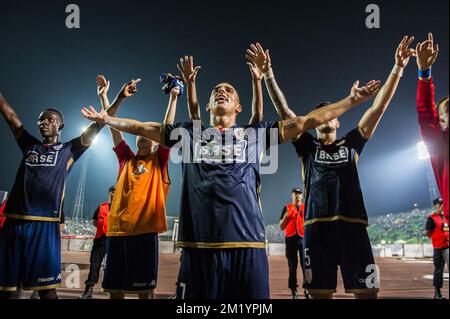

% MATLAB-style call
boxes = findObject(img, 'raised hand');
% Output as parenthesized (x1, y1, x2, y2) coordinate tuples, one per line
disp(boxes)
(81, 106, 108, 124)
(349, 80, 382, 104)
(170, 86, 181, 97)
(119, 79, 142, 99)
(177, 56, 201, 84)
(395, 36, 416, 68)
(96, 75, 110, 97)
(245, 43, 272, 75)
(416, 32, 439, 71)
(247, 61, 263, 81)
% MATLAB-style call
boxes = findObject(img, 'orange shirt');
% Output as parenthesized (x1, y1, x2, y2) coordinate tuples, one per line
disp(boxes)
(107, 141, 170, 237)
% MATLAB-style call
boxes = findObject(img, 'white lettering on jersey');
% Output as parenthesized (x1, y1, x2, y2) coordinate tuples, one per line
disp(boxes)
(25, 150, 60, 167)
(314, 145, 349, 165)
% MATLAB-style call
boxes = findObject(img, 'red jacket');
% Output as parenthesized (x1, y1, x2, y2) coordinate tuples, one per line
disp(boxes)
(417, 79, 449, 222)
(95, 202, 110, 239)
(0, 200, 6, 229)
(429, 212, 449, 249)
(284, 203, 305, 238)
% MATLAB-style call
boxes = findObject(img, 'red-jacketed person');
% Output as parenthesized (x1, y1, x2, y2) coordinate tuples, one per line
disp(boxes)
(416, 33, 449, 222)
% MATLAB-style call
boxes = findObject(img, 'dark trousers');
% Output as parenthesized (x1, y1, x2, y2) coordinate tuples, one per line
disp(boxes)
(85, 236, 106, 286)
(285, 234, 305, 290)
(433, 248, 448, 288)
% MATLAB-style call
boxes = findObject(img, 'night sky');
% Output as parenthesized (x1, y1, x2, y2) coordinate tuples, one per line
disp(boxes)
(0, 0, 448, 225)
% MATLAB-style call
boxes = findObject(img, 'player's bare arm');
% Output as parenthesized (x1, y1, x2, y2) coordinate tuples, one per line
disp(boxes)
(247, 44, 264, 124)
(246, 42, 296, 120)
(177, 55, 201, 121)
(97, 75, 123, 147)
(282, 80, 381, 141)
(359, 36, 416, 139)
(80, 78, 142, 146)
(0, 92, 24, 137)
(81, 107, 162, 144)
(164, 86, 180, 125)
(416, 32, 439, 82)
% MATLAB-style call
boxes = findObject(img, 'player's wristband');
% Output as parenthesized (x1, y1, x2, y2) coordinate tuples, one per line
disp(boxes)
(391, 65, 404, 77)
(418, 68, 432, 79)
(264, 68, 274, 80)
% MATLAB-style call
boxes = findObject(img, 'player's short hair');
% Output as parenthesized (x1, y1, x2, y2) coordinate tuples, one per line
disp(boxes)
(433, 198, 443, 206)
(108, 186, 116, 193)
(315, 102, 332, 110)
(41, 108, 65, 129)
(437, 95, 449, 112)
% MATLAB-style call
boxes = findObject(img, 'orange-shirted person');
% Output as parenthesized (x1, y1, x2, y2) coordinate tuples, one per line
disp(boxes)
(79, 186, 115, 299)
(425, 198, 449, 299)
(279, 188, 308, 299)
(93, 75, 179, 299)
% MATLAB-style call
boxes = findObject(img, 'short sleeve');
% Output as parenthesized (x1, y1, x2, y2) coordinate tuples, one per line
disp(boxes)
(68, 137, 90, 161)
(279, 206, 288, 220)
(251, 121, 282, 151)
(292, 132, 315, 158)
(162, 122, 195, 148)
(113, 140, 135, 178)
(15, 129, 39, 154)
(113, 140, 135, 163)
(425, 217, 436, 232)
(346, 128, 368, 155)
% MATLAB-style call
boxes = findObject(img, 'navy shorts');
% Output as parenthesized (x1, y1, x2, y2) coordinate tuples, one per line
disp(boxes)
(176, 248, 270, 299)
(303, 221, 379, 295)
(102, 233, 158, 293)
(0, 219, 61, 291)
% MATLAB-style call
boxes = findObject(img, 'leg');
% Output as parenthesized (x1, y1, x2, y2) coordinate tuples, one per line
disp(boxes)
(285, 236, 299, 295)
(433, 248, 445, 298)
(85, 237, 106, 286)
(337, 222, 379, 298)
(303, 223, 338, 299)
(80, 237, 106, 298)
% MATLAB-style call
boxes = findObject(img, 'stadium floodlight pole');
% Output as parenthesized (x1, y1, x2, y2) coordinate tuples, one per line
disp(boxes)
(417, 141, 438, 207)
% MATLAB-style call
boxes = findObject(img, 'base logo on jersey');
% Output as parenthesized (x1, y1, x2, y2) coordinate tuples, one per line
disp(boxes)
(194, 137, 248, 163)
(314, 146, 349, 165)
(25, 150, 60, 167)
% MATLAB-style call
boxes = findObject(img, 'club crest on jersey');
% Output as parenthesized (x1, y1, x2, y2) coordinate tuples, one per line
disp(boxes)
(25, 150, 60, 167)
(314, 145, 349, 165)
(132, 163, 149, 176)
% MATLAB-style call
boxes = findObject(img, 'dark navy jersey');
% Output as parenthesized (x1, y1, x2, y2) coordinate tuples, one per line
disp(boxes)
(292, 128, 369, 226)
(4, 129, 88, 222)
(162, 121, 281, 248)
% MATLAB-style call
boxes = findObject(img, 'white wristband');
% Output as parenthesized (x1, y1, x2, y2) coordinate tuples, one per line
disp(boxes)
(391, 65, 404, 77)
(264, 68, 274, 80)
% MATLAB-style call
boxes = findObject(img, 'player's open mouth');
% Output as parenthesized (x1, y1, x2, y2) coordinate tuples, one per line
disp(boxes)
(215, 95, 228, 103)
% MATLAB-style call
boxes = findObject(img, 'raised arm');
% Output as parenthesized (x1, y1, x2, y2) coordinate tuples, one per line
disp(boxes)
(81, 107, 162, 143)
(163, 86, 180, 125)
(282, 80, 381, 141)
(97, 75, 123, 147)
(0, 92, 23, 137)
(415, 33, 444, 155)
(177, 56, 201, 121)
(79, 78, 142, 146)
(358, 36, 415, 139)
(247, 54, 264, 124)
(246, 43, 296, 120)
